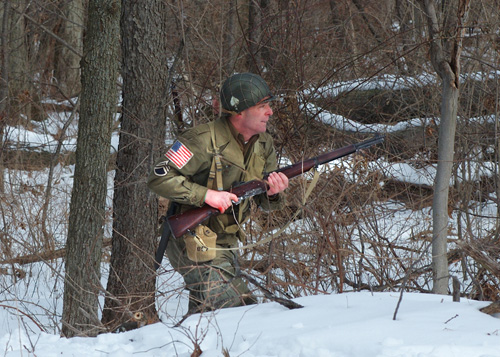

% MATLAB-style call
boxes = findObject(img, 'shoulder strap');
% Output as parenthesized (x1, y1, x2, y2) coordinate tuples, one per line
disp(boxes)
(207, 121, 224, 191)
(194, 168, 321, 252)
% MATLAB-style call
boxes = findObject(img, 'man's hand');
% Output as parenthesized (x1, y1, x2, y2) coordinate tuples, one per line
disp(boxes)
(205, 172, 287, 213)
(205, 189, 239, 213)
(266, 172, 288, 196)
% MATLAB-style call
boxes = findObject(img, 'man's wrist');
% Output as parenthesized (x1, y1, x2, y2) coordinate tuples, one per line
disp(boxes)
(268, 193, 279, 200)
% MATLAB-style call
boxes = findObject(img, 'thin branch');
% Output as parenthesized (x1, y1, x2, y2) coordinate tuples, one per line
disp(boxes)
(16, 9, 83, 58)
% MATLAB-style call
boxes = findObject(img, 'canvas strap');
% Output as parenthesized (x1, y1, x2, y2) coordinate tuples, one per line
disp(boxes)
(207, 122, 224, 191)
(193, 168, 321, 252)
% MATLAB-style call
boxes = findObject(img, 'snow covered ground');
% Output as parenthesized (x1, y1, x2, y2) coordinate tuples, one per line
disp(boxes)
(2, 80, 500, 356)
(1, 290, 499, 356)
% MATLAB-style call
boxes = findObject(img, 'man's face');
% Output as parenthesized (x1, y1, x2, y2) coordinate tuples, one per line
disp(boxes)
(238, 101, 273, 137)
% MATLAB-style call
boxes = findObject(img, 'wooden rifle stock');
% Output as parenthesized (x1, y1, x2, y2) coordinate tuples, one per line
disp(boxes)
(167, 135, 384, 238)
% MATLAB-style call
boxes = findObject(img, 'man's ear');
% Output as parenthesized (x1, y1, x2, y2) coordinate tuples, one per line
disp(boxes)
(231, 111, 243, 120)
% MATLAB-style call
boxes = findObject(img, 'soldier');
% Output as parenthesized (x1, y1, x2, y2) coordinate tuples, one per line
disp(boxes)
(148, 73, 288, 311)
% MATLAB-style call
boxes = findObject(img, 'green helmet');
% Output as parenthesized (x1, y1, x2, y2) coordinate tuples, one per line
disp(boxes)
(220, 73, 275, 114)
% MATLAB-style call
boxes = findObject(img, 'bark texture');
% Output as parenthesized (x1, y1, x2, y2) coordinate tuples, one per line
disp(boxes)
(419, 0, 471, 295)
(61, 0, 120, 337)
(102, 0, 169, 329)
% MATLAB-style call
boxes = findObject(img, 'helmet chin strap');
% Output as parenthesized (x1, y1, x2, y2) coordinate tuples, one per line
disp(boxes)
(220, 107, 240, 116)
(219, 96, 273, 116)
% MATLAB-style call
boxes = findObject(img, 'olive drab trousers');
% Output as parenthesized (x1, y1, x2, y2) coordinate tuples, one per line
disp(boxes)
(166, 230, 257, 311)
(148, 117, 285, 311)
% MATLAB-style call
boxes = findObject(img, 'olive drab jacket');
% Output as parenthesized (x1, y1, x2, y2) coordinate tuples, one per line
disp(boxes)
(147, 116, 285, 244)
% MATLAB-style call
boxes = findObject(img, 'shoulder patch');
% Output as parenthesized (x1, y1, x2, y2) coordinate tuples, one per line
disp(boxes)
(165, 140, 193, 169)
(154, 161, 170, 176)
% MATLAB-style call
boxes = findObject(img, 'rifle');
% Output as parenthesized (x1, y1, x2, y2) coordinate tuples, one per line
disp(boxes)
(167, 135, 384, 239)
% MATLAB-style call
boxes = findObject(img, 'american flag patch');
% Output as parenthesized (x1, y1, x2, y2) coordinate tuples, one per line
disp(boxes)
(165, 140, 193, 169)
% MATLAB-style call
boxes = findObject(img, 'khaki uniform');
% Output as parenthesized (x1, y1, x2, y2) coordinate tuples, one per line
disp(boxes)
(148, 116, 284, 310)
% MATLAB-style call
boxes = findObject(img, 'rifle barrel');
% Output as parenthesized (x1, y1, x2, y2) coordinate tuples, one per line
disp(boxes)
(354, 135, 385, 150)
(273, 135, 384, 179)
(167, 135, 384, 238)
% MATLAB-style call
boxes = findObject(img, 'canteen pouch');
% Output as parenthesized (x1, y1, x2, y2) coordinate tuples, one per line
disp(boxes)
(184, 225, 217, 263)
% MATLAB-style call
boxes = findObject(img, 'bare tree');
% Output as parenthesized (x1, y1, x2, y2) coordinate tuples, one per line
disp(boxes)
(418, 0, 471, 294)
(0, 0, 32, 192)
(0, 0, 10, 192)
(102, 0, 169, 330)
(54, 0, 84, 96)
(247, 0, 262, 72)
(61, 0, 120, 337)
(222, 0, 237, 76)
(4, 1, 500, 334)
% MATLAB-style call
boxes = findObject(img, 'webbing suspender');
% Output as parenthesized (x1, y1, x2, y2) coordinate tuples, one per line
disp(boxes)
(193, 168, 321, 253)
(203, 120, 320, 252)
(207, 122, 224, 191)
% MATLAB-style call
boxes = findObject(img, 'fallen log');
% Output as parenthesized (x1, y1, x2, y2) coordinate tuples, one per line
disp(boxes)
(0, 238, 112, 266)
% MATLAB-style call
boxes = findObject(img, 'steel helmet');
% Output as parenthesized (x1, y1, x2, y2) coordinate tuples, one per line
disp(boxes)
(220, 73, 275, 114)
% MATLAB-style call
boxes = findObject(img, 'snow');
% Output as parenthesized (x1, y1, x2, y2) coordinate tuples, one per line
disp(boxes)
(3, 109, 120, 154)
(1, 290, 499, 356)
(2, 78, 500, 356)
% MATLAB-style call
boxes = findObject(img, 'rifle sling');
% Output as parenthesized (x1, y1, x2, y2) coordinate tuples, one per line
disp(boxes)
(192, 168, 320, 253)
(154, 203, 178, 270)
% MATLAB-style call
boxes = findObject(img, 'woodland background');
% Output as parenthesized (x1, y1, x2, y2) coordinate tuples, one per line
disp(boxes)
(1, 0, 500, 337)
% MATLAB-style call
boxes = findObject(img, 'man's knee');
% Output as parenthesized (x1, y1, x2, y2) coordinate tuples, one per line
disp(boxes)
(188, 265, 256, 310)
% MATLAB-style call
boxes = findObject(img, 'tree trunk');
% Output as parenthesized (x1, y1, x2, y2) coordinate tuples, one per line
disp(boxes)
(55, 0, 84, 96)
(61, 0, 120, 337)
(9, 0, 31, 119)
(102, 0, 168, 330)
(328, 1, 359, 76)
(0, 0, 32, 145)
(419, 0, 471, 295)
(222, 0, 237, 76)
(395, 0, 415, 75)
(247, 0, 262, 72)
(350, 0, 384, 45)
(0, 0, 10, 193)
(497, 100, 500, 240)
(432, 80, 458, 294)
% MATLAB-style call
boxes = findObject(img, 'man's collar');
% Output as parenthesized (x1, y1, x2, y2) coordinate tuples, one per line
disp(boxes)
(225, 116, 258, 150)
